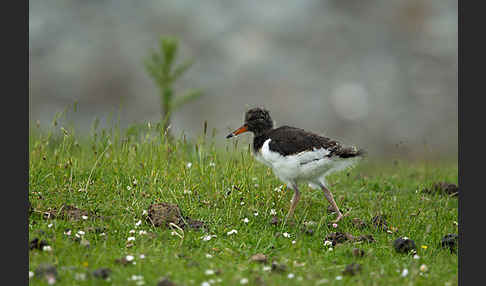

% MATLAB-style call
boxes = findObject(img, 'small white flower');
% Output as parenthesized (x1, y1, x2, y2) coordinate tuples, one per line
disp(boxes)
(201, 234, 216, 241)
(64, 230, 72, 236)
(139, 254, 146, 259)
(133, 179, 138, 186)
(142, 210, 148, 215)
(336, 276, 343, 280)
(242, 218, 249, 223)
(48, 223, 53, 228)
(186, 162, 192, 168)
(42, 245, 52, 252)
(240, 202, 245, 206)
(328, 247, 334, 252)
(387, 230, 393, 234)
(324, 240, 333, 246)
(135, 220, 142, 227)
(127, 237, 136, 242)
(209, 162, 216, 167)
(201, 282, 210, 286)
(263, 266, 271, 271)
(130, 275, 143, 280)
(403, 236, 409, 240)
(332, 223, 338, 228)
(205, 269, 215, 275)
(252, 177, 258, 181)
(129, 229, 136, 234)
(184, 189, 192, 195)
(205, 254, 213, 258)
(125, 255, 135, 262)
(81, 215, 88, 220)
(227, 229, 238, 236)
(209, 279, 215, 284)
(420, 264, 428, 272)
(100, 233, 106, 236)
(287, 273, 295, 279)
(401, 268, 409, 277)
(413, 254, 420, 260)
(292, 240, 296, 244)
(127, 186, 132, 191)
(254, 212, 259, 216)
(136, 281, 145, 286)
(29, 271, 34, 279)
(240, 278, 249, 284)
(139, 230, 147, 235)
(270, 209, 277, 215)
(282, 232, 290, 238)
(254, 184, 259, 188)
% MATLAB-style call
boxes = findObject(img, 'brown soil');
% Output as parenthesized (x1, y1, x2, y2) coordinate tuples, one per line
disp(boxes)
(41, 204, 102, 221)
(146, 202, 206, 231)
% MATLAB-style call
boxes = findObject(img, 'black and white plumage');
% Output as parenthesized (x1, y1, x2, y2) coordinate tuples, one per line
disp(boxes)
(226, 107, 366, 223)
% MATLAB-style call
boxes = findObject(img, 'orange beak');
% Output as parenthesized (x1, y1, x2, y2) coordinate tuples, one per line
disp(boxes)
(226, 125, 248, 138)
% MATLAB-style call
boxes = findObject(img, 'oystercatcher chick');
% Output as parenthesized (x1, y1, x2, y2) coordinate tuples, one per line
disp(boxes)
(226, 107, 366, 223)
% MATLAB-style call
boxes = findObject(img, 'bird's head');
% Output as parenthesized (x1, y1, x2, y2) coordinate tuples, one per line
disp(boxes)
(226, 107, 274, 138)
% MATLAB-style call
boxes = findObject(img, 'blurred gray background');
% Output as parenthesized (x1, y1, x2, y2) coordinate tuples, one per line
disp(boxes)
(29, 0, 457, 159)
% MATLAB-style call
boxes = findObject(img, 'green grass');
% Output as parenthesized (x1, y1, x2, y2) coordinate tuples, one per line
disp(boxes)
(29, 120, 458, 286)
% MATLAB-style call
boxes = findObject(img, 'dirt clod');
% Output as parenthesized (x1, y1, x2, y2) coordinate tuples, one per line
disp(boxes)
(393, 237, 417, 253)
(146, 202, 206, 230)
(250, 253, 268, 263)
(343, 263, 362, 276)
(92, 268, 111, 280)
(440, 234, 458, 253)
(29, 238, 49, 251)
(324, 232, 354, 246)
(158, 277, 177, 286)
(423, 182, 458, 197)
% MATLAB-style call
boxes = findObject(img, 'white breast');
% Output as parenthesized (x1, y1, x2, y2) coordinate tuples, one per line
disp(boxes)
(254, 139, 339, 185)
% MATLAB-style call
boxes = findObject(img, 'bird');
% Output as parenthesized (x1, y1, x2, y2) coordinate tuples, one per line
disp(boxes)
(226, 107, 366, 223)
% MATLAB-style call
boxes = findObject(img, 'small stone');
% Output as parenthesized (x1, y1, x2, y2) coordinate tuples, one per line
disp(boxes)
(250, 253, 267, 263)
(419, 264, 428, 272)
